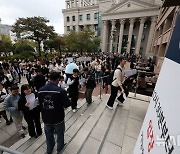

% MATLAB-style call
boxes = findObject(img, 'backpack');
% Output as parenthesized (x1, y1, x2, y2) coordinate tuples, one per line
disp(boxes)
(107, 68, 122, 85)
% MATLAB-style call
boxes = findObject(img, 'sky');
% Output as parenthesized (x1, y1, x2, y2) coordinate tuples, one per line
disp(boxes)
(0, 0, 65, 34)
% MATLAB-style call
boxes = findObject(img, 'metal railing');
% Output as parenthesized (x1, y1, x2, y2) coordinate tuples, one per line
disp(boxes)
(0, 145, 23, 154)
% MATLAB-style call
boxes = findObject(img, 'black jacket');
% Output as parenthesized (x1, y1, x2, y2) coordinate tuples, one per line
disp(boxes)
(38, 82, 70, 124)
(33, 74, 46, 91)
(85, 71, 96, 89)
(18, 92, 40, 116)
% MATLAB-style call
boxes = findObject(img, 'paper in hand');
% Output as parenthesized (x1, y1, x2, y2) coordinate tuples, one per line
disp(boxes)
(25, 93, 37, 110)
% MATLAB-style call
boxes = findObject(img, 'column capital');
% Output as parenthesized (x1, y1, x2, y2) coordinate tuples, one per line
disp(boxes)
(129, 18, 135, 24)
(119, 19, 126, 25)
(103, 20, 108, 25)
(151, 16, 158, 23)
(111, 19, 116, 26)
(139, 17, 146, 24)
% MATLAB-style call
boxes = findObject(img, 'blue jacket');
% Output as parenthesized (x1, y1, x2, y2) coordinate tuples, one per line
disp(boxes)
(4, 94, 23, 117)
(38, 82, 70, 124)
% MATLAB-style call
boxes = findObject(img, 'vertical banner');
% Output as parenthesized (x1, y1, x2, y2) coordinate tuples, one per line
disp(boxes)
(134, 12, 180, 154)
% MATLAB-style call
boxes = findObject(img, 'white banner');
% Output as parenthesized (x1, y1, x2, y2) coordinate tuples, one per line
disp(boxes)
(134, 13, 180, 154)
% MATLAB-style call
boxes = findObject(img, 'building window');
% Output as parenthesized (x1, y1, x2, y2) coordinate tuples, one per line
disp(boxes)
(67, 16, 70, 22)
(73, 26, 76, 31)
(67, 26, 70, 31)
(72, 16, 75, 21)
(79, 15, 83, 21)
(87, 14, 90, 20)
(94, 13, 99, 19)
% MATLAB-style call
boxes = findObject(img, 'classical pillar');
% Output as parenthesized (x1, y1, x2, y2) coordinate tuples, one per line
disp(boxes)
(102, 20, 108, 53)
(70, 0, 72, 8)
(79, 0, 82, 7)
(127, 18, 135, 54)
(145, 16, 157, 55)
(109, 20, 116, 53)
(118, 19, 125, 53)
(135, 17, 146, 55)
(74, 0, 77, 7)
(91, 25, 94, 31)
(76, 25, 79, 32)
(66, 1, 68, 8)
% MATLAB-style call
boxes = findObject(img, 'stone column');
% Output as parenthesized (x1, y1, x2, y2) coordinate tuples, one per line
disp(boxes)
(74, 0, 77, 7)
(145, 16, 157, 55)
(76, 25, 79, 32)
(118, 19, 125, 54)
(102, 20, 108, 53)
(66, 1, 68, 8)
(109, 20, 116, 53)
(91, 25, 94, 31)
(70, 0, 72, 8)
(135, 17, 146, 55)
(127, 18, 135, 54)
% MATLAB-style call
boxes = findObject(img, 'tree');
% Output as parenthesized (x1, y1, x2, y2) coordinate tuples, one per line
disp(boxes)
(44, 36, 65, 55)
(14, 40, 35, 54)
(64, 29, 100, 54)
(0, 34, 14, 57)
(12, 16, 56, 56)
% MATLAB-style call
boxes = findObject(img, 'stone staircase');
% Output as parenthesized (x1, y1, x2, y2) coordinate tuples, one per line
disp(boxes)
(3, 93, 150, 154)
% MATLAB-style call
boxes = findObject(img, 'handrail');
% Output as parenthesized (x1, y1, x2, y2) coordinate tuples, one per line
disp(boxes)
(0, 145, 24, 154)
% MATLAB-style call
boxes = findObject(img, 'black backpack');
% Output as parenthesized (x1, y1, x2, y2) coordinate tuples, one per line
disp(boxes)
(107, 68, 122, 85)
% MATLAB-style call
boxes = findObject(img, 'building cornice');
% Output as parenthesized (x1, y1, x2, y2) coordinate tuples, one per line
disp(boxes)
(102, 8, 159, 20)
(62, 5, 99, 13)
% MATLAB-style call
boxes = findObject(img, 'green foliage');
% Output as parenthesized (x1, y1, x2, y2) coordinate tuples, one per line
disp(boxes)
(0, 34, 14, 56)
(64, 29, 100, 53)
(14, 44, 35, 54)
(44, 36, 65, 55)
(12, 16, 56, 56)
(14, 39, 36, 54)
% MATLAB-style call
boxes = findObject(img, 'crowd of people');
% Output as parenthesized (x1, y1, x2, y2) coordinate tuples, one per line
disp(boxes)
(0, 53, 155, 154)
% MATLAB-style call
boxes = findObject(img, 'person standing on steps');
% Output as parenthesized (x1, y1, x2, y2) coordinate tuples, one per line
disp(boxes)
(83, 67, 96, 104)
(4, 85, 26, 138)
(106, 56, 127, 110)
(38, 72, 70, 154)
(18, 84, 42, 138)
(67, 69, 80, 113)
(0, 83, 12, 125)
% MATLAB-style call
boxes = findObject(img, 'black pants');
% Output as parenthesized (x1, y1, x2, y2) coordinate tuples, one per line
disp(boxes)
(107, 85, 119, 107)
(70, 94, 78, 110)
(85, 88, 94, 104)
(107, 84, 129, 107)
(24, 107, 42, 137)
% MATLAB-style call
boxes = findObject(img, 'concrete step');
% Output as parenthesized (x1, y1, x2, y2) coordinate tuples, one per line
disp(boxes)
(3, 93, 149, 154)
(62, 94, 110, 154)
(3, 98, 87, 154)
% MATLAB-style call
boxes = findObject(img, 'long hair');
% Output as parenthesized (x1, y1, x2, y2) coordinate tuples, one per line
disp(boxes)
(21, 84, 31, 97)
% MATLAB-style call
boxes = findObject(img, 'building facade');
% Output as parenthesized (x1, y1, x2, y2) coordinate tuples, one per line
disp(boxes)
(151, 6, 180, 69)
(63, 0, 162, 57)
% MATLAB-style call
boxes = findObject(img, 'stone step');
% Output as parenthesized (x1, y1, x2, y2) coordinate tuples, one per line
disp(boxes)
(78, 102, 117, 154)
(35, 96, 102, 154)
(62, 94, 110, 154)
(4, 98, 87, 154)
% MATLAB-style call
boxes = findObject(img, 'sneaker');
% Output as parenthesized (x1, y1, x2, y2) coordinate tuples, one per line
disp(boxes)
(76, 106, 80, 109)
(20, 133, 25, 139)
(72, 109, 76, 113)
(6, 121, 11, 125)
(106, 104, 113, 110)
(10, 118, 13, 123)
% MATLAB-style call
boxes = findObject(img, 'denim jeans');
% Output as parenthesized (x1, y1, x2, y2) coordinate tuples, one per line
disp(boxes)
(44, 122, 65, 154)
